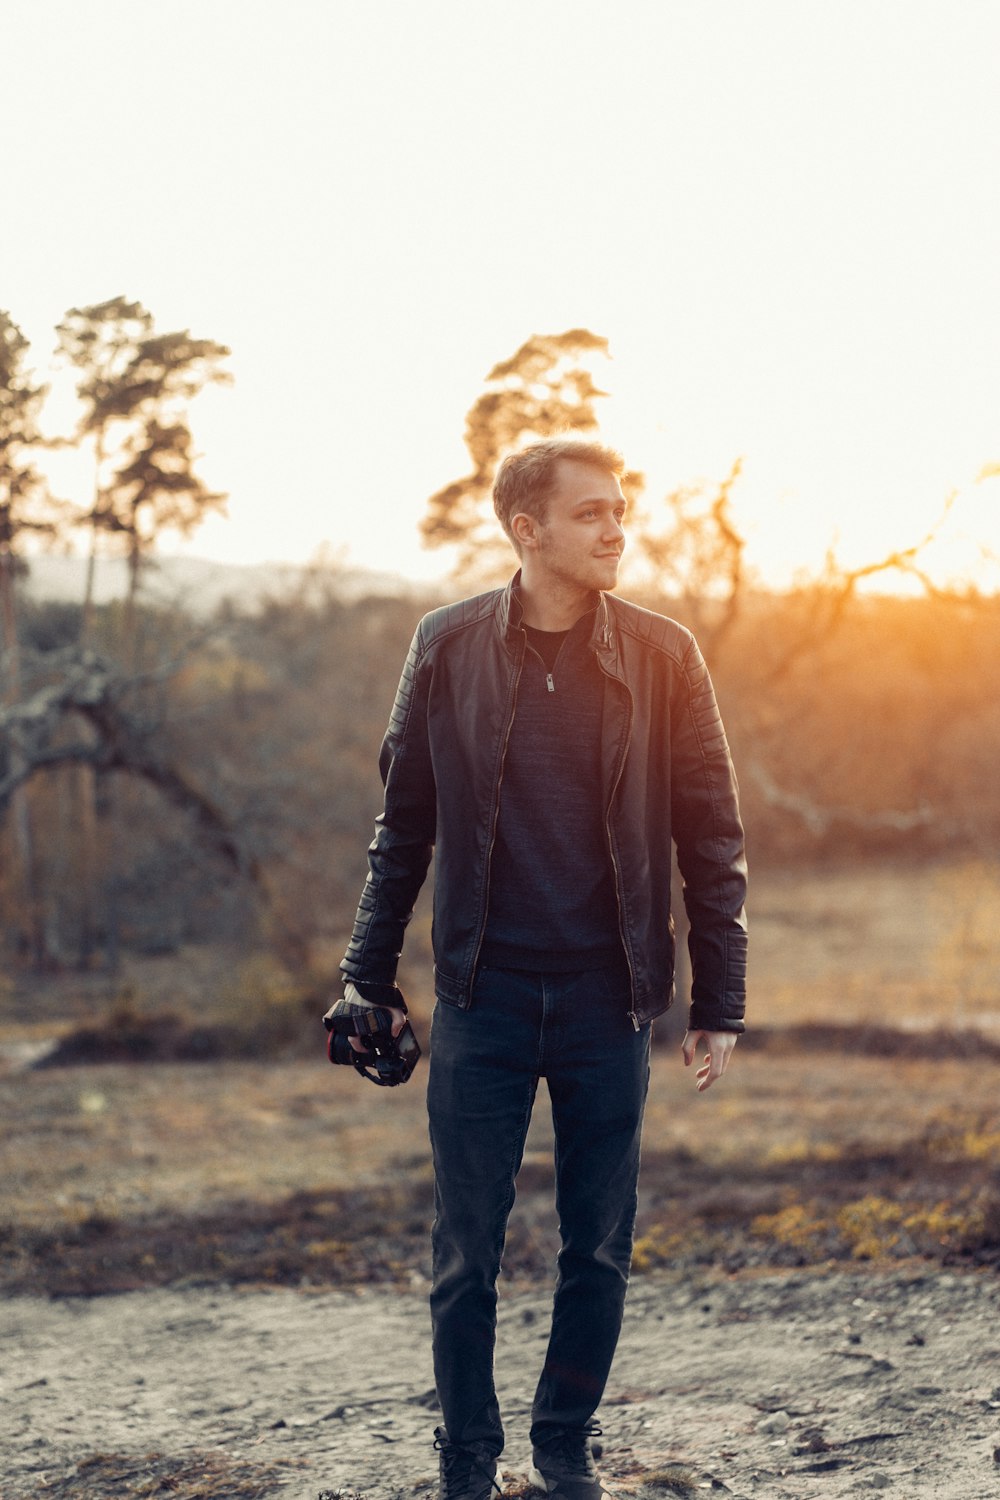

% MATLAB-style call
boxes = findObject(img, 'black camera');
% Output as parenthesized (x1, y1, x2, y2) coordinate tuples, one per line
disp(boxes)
(322, 985, 420, 1087)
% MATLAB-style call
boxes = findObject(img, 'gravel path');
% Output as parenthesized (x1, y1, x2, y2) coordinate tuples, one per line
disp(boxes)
(4, 1266, 1000, 1498)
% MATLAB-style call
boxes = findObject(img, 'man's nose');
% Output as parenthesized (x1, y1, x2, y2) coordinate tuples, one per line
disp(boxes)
(603, 514, 625, 545)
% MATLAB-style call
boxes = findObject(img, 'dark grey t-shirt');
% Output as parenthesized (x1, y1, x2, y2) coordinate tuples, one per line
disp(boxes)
(479, 610, 623, 972)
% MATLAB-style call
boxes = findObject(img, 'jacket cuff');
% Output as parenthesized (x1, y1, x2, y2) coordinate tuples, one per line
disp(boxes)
(341, 976, 408, 1011)
(687, 1004, 745, 1035)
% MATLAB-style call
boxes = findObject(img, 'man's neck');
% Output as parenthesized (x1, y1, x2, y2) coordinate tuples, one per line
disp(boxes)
(517, 573, 598, 631)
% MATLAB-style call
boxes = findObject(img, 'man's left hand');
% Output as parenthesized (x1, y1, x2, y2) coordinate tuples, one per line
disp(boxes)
(681, 1029, 738, 1092)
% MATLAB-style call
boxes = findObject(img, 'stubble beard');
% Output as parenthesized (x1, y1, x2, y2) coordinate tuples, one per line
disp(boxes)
(537, 541, 621, 598)
(592, 552, 622, 593)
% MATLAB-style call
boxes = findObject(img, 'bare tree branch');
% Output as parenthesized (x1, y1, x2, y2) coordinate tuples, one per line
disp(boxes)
(0, 649, 259, 883)
(744, 759, 947, 838)
(759, 491, 966, 687)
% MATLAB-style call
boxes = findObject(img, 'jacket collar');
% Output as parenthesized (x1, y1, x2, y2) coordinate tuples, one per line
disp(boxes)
(496, 571, 618, 667)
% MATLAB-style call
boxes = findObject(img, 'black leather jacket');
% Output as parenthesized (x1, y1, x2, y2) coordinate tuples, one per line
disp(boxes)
(341, 576, 748, 1032)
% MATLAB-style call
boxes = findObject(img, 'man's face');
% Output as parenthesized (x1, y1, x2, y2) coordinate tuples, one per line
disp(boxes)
(526, 459, 627, 594)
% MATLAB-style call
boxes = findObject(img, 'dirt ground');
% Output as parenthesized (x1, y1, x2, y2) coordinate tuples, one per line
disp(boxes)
(4, 1266, 1000, 1499)
(3, 860, 999, 1498)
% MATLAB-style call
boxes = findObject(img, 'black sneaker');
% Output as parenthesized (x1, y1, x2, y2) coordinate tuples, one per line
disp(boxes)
(529, 1424, 611, 1498)
(433, 1426, 503, 1500)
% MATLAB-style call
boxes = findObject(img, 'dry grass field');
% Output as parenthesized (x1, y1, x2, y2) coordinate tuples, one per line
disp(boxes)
(1, 858, 998, 1297)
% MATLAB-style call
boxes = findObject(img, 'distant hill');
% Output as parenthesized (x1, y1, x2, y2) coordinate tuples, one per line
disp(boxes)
(20, 554, 427, 615)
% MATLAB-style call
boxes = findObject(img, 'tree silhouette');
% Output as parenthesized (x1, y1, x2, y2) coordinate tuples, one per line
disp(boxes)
(53, 298, 230, 965)
(421, 329, 635, 573)
(55, 298, 231, 643)
(0, 313, 65, 648)
(0, 312, 69, 959)
(633, 459, 748, 664)
(55, 298, 154, 633)
(102, 417, 226, 656)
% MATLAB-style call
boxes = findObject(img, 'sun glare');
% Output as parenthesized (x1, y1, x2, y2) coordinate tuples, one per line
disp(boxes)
(4, 2, 998, 599)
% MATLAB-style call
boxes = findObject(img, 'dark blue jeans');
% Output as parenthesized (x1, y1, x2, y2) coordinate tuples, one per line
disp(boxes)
(427, 963, 651, 1456)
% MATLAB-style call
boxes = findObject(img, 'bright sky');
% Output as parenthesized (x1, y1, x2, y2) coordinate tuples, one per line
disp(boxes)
(4, 0, 999, 589)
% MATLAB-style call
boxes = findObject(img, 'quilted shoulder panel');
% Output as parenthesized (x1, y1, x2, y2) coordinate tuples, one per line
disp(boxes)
(607, 594, 693, 665)
(385, 588, 502, 745)
(416, 588, 503, 651)
(608, 595, 730, 757)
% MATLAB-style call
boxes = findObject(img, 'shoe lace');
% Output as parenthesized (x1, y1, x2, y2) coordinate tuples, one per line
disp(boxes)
(539, 1422, 602, 1477)
(434, 1428, 501, 1497)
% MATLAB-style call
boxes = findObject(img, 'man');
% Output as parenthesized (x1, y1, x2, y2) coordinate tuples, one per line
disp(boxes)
(340, 437, 747, 1499)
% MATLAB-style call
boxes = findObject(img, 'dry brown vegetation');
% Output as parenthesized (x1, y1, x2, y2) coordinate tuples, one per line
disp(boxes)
(4, 581, 1000, 974)
(25, 1449, 300, 1500)
(2, 864, 998, 1305)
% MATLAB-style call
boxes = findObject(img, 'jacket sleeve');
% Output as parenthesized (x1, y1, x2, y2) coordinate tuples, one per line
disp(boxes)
(339, 622, 436, 994)
(670, 633, 748, 1033)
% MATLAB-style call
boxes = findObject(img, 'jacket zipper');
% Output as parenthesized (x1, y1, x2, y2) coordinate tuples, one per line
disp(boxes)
(607, 758, 639, 1030)
(469, 640, 525, 984)
(599, 642, 639, 1028)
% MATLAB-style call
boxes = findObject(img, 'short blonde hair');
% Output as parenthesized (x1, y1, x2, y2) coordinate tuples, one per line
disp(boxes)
(492, 437, 625, 548)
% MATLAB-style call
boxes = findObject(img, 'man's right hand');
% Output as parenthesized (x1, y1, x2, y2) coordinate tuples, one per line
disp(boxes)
(348, 1004, 408, 1052)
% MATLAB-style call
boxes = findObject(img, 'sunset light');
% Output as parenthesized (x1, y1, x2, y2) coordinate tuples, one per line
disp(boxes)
(4, 8, 1000, 1494)
(5, 0, 998, 592)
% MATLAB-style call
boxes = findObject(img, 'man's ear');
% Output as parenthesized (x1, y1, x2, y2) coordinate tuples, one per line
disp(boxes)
(511, 511, 540, 551)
